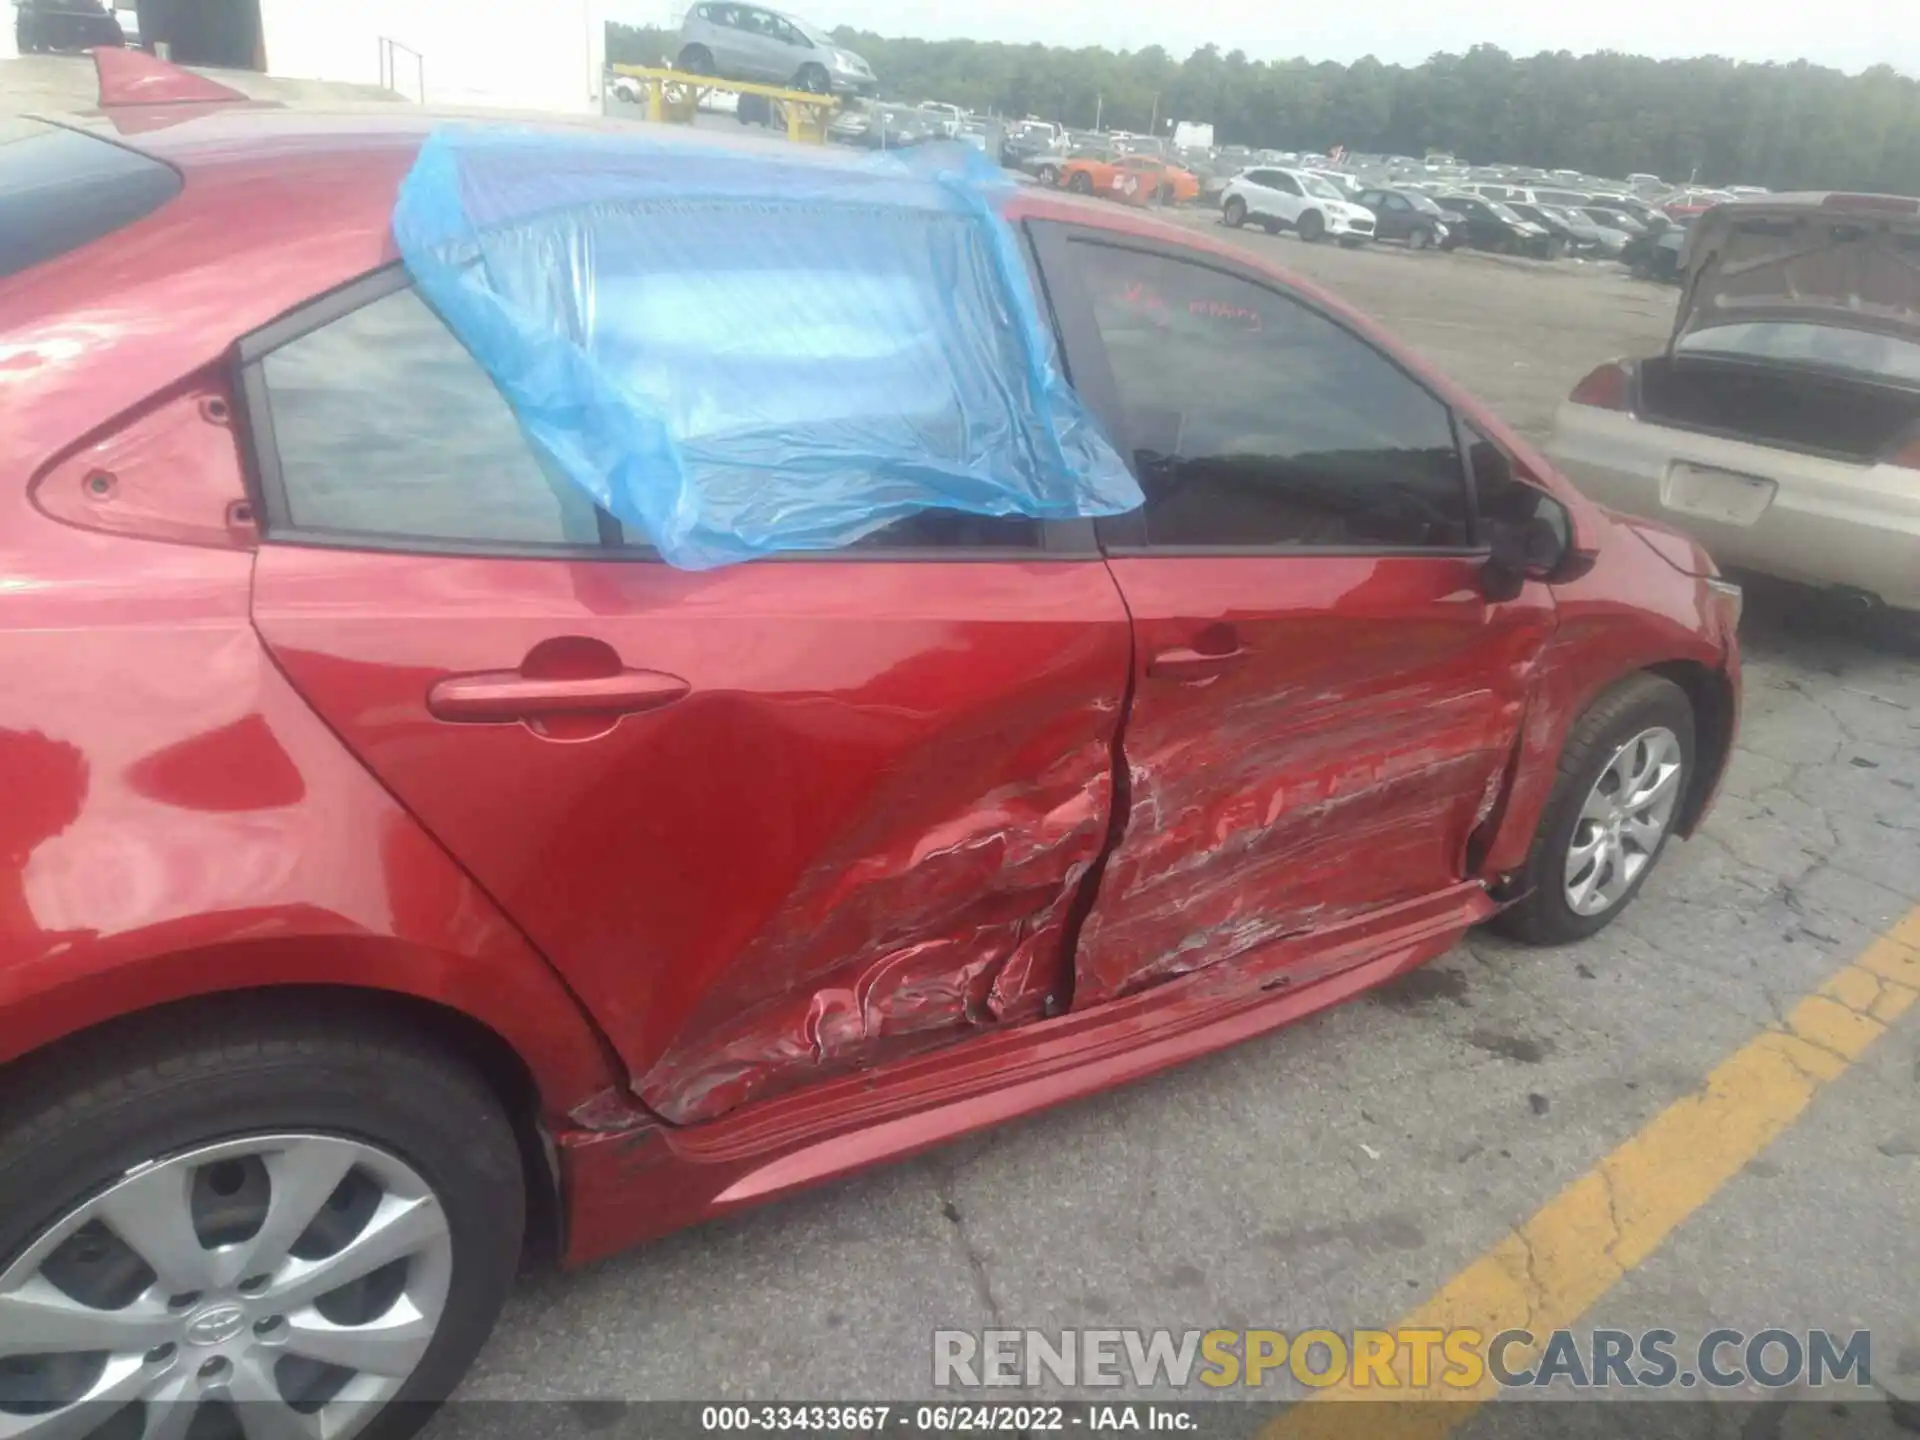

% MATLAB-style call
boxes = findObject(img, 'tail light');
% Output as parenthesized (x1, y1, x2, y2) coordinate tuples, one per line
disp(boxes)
(1569, 360, 1632, 411)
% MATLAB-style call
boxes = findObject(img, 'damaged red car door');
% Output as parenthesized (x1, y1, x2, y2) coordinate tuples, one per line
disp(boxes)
(1033, 227, 1556, 1005)
(241, 273, 1133, 1125)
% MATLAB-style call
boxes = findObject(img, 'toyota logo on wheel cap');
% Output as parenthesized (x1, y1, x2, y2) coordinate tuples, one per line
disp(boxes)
(186, 1303, 248, 1346)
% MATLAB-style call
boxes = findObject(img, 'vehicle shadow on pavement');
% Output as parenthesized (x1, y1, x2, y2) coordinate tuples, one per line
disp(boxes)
(1732, 573, 1920, 666)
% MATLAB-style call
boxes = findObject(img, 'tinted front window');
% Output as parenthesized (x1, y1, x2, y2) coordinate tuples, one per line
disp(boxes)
(261, 287, 602, 547)
(0, 119, 180, 282)
(1068, 242, 1469, 549)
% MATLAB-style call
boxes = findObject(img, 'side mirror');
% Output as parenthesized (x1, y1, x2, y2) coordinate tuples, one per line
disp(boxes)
(1478, 490, 1594, 600)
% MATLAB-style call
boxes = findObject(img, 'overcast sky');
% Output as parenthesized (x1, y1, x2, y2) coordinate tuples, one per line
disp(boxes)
(615, 0, 1915, 77)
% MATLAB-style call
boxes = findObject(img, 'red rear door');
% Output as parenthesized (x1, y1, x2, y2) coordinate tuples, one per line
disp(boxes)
(240, 271, 1131, 1124)
(1031, 225, 1556, 1006)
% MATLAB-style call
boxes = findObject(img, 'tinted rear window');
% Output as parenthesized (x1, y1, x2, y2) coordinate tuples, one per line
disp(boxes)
(0, 118, 181, 282)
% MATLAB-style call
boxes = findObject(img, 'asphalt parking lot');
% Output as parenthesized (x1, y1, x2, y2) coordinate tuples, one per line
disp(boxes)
(446, 207, 1918, 1430)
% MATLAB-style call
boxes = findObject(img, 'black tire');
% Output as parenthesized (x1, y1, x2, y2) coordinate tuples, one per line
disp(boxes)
(1222, 195, 1248, 227)
(1156, 183, 1174, 205)
(1037, 163, 1060, 187)
(1409, 226, 1433, 251)
(1492, 673, 1696, 946)
(1544, 236, 1566, 260)
(1261, 218, 1282, 234)
(0, 1001, 525, 1440)
(1298, 209, 1325, 242)
(794, 63, 830, 94)
(1068, 170, 1094, 194)
(676, 43, 713, 75)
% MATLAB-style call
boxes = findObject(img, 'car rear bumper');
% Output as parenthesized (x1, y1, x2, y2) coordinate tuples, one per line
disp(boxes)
(1546, 403, 1920, 613)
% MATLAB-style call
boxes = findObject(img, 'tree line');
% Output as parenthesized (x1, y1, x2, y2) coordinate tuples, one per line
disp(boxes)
(606, 23, 1920, 194)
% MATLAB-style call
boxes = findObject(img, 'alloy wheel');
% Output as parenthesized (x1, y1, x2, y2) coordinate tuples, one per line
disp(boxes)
(0, 1134, 453, 1440)
(1563, 726, 1684, 917)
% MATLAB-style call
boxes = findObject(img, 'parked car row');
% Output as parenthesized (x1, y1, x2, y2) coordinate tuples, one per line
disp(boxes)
(1209, 170, 1695, 270)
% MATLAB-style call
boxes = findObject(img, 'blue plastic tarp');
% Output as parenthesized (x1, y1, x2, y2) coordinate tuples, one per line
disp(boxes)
(392, 128, 1142, 569)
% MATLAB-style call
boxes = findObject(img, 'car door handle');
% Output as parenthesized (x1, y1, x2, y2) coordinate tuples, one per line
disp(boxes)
(1147, 645, 1250, 681)
(428, 669, 690, 723)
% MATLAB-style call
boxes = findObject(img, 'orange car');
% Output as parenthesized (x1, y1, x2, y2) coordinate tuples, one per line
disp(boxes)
(1055, 152, 1201, 206)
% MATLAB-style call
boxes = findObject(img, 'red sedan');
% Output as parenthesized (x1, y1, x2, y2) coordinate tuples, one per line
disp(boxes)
(0, 66, 1740, 1436)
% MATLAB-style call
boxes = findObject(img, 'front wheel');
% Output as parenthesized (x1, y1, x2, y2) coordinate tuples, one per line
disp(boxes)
(1036, 163, 1060, 187)
(1297, 209, 1325, 243)
(1067, 171, 1094, 194)
(675, 43, 713, 75)
(1222, 196, 1248, 227)
(794, 63, 830, 94)
(1408, 226, 1433, 252)
(0, 1004, 526, 1440)
(1493, 673, 1696, 945)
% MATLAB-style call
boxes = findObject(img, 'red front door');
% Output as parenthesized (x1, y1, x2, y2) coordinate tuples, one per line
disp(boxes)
(1032, 225, 1555, 1005)
(241, 277, 1131, 1125)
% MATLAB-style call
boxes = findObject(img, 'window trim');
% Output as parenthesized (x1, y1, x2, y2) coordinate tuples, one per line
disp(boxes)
(234, 261, 1101, 564)
(1029, 221, 1486, 559)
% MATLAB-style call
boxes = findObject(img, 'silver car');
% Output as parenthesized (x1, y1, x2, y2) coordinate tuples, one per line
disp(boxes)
(675, 2, 876, 96)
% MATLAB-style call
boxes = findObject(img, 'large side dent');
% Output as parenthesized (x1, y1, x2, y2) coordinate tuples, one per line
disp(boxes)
(635, 712, 1121, 1125)
(1072, 676, 1520, 1008)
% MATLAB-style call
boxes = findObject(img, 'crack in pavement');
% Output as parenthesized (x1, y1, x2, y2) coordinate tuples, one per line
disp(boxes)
(930, 1167, 1004, 1326)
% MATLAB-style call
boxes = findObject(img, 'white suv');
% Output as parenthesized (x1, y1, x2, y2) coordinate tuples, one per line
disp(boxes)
(1221, 167, 1377, 246)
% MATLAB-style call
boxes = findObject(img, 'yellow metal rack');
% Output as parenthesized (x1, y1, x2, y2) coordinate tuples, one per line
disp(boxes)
(609, 64, 840, 144)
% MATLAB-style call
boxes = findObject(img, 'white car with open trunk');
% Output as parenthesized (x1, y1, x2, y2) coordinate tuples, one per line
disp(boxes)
(1546, 192, 1920, 618)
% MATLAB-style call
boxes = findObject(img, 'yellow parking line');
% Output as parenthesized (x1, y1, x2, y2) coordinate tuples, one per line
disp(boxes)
(1264, 905, 1920, 1440)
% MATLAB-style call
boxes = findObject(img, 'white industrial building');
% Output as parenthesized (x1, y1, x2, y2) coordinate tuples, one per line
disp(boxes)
(12, 0, 615, 112)
(249, 0, 609, 110)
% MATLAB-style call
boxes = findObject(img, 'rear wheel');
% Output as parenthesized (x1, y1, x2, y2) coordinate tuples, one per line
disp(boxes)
(1222, 196, 1248, 227)
(675, 43, 713, 75)
(1068, 171, 1094, 195)
(1036, 163, 1060, 187)
(1493, 673, 1695, 945)
(0, 1006, 525, 1440)
(1297, 209, 1325, 243)
(794, 63, 830, 94)
(1156, 183, 1174, 205)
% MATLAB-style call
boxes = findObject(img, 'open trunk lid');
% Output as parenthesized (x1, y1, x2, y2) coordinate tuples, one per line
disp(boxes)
(1674, 193, 1920, 349)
